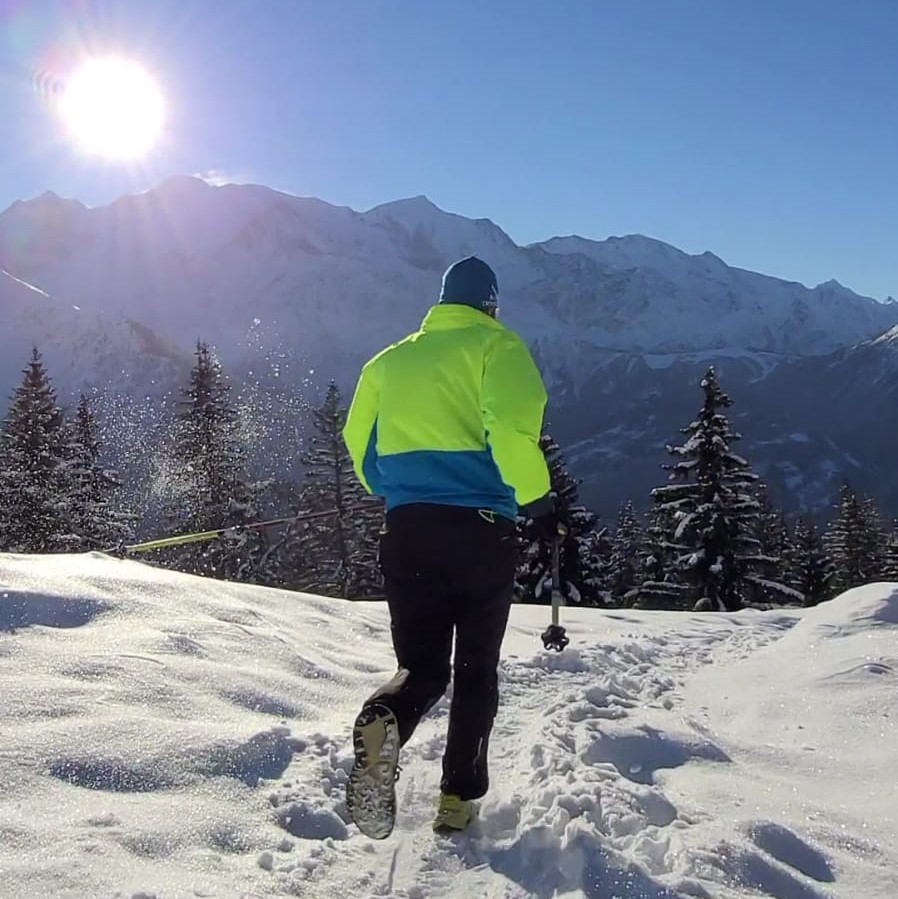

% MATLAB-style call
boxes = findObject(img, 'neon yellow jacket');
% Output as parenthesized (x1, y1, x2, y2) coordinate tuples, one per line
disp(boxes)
(343, 304, 551, 520)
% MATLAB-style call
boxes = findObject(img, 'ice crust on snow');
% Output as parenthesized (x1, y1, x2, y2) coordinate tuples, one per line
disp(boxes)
(0, 553, 896, 897)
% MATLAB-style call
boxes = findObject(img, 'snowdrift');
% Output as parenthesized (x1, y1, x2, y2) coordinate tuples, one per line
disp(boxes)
(1, 553, 896, 898)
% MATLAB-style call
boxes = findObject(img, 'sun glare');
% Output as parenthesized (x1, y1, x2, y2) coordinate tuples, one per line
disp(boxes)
(58, 57, 165, 160)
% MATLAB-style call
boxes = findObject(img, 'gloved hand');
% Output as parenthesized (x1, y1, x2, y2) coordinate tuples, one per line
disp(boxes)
(524, 494, 566, 544)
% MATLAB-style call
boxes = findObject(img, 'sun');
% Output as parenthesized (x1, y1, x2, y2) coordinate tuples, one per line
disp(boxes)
(58, 57, 165, 160)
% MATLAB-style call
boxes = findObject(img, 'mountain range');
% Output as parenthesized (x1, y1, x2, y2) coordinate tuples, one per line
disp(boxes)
(2, 175, 897, 517)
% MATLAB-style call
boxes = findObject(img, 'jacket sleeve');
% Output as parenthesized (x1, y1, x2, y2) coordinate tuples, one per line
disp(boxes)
(482, 331, 551, 507)
(342, 360, 381, 494)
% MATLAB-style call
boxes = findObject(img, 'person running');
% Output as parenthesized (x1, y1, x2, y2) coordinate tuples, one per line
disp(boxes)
(342, 255, 558, 837)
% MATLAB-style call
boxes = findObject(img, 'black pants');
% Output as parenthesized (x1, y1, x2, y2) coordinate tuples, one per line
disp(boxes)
(361, 503, 518, 800)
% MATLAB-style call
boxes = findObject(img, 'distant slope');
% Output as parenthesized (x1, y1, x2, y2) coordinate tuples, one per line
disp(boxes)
(2, 177, 894, 384)
(2, 176, 898, 514)
(0, 267, 185, 398)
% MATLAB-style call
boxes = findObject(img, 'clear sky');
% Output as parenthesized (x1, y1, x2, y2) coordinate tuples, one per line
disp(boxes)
(1, 0, 896, 299)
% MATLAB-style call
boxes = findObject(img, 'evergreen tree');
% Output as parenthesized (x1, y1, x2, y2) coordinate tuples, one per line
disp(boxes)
(607, 501, 644, 605)
(755, 484, 790, 569)
(61, 394, 135, 551)
(823, 484, 885, 597)
(630, 503, 689, 609)
(882, 519, 898, 582)
(517, 433, 606, 605)
(637, 366, 773, 612)
(788, 515, 828, 607)
(160, 342, 263, 579)
(0, 349, 71, 552)
(579, 523, 613, 606)
(748, 483, 799, 606)
(861, 496, 887, 581)
(247, 475, 306, 589)
(282, 382, 382, 598)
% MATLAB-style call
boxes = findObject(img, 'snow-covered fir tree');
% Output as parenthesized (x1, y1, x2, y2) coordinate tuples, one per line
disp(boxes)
(0, 349, 71, 552)
(747, 483, 798, 605)
(517, 432, 607, 605)
(159, 342, 263, 579)
(581, 522, 613, 605)
(881, 519, 898, 582)
(823, 484, 885, 597)
(61, 394, 135, 551)
(755, 484, 790, 569)
(861, 496, 887, 577)
(281, 382, 382, 598)
(630, 503, 689, 609)
(607, 500, 645, 605)
(788, 515, 828, 607)
(638, 366, 776, 612)
(245, 476, 306, 589)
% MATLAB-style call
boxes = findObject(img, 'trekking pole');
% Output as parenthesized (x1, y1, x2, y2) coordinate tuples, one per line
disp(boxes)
(541, 529, 570, 652)
(106, 504, 376, 556)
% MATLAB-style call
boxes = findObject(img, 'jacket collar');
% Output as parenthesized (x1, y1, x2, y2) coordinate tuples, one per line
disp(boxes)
(420, 303, 504, 331)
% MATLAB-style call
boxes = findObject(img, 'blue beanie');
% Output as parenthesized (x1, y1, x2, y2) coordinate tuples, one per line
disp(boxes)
(439, 256, 499, 315)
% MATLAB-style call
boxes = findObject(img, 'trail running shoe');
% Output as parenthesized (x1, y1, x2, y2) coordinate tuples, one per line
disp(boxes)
(346, 704, 401, 840)
(433, 792, 476, 834)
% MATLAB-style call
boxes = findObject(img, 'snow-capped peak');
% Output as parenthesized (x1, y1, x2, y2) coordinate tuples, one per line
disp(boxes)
(2, 175, 897, 394)
(363, 194, 523, 276)
(536, 233, 691, 273)
(365, 194, 514, 242)
(1, 189, 87, 222)
(366, 194, 442, 217)
(140, 173, 215, 201)
(815, 278, 847, 291)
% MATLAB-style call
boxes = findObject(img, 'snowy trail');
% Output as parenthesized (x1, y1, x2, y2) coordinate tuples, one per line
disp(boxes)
(2, 554, 895, 898)
(264, 609, 802, 899)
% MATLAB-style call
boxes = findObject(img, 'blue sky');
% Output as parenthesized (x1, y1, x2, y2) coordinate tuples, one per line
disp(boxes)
(1, 0, 896, 299)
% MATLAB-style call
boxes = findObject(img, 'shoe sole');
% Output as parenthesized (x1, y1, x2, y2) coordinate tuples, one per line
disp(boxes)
(433, 816, 475, 835)
(433, 821, 472, 835)
(346, 704, 400, 840)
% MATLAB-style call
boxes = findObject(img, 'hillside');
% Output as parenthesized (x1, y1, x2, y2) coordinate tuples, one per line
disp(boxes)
(3, 177, 898, 514)
(1, 551, 896, 898)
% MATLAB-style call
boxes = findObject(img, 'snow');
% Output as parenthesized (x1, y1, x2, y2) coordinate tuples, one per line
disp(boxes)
(0, 268, 186, 402)
(3, 178, 898, 407)
(1, 553, 896, 898)
(639, 349, 785, 380)
(532, 233, 896, 360)
(537, 233, 693, 275)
